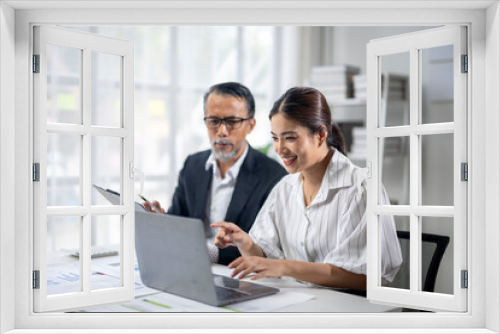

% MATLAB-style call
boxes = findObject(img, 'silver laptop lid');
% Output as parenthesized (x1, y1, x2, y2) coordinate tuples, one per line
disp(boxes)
(135, 211, 219, 305)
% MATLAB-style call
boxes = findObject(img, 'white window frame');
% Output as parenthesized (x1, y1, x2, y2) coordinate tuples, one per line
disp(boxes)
(366, 26, 468, 312)
(32, 25, 135, 312)
(1, 2, 499, 333)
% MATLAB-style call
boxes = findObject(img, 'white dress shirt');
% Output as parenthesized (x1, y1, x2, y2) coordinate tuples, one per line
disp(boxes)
(249, 151, 402, 283)
(204, 144, 249, 262)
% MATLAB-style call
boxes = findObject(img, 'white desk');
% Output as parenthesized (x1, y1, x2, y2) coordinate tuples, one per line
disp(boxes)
(47, 254, 400, 313)
(211, 264, 399, 313)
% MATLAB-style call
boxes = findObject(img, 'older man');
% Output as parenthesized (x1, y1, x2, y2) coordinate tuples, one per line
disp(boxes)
(145, 82, 286, 265)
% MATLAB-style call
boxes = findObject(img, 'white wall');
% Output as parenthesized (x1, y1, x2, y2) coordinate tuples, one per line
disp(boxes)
(331, 26, 438, 73)
(486, 2, 500, 332)
(7, 6, 492, 331)
(0, 2, 16, 333)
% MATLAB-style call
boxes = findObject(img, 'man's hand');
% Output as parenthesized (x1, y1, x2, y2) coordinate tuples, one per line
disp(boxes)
(228, 257, 287, 280)
(143, 200, 165, 214)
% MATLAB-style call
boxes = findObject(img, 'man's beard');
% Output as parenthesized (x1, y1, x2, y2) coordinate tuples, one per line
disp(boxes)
(211, 138, 241, 163)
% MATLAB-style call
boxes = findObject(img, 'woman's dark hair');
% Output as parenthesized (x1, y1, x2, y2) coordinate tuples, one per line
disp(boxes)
(269, 87, 347, 156)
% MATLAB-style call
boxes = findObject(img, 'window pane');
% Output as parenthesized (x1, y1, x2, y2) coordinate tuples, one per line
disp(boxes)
(47, 216, 81, 295)
(379, 52, 410, 127)
(421, 45, 454, 124)
(134, 89, 172, 205)
(384, 215, 410, 290)
(421, 133, 454, 206)
(91, 215, 121, 291)
(380, 136, 409, 205)
(175, 26, 239, 181)
(91, 136, 121, 205)
(178, 26, 238, 88)
(65, 25, 277, 208)
(46, 44, 81, 124)
(379, 215, 405, 288)
(421, 217, 453, 294)
(91, 52, 121, 127)
(47, 133, 81, 206)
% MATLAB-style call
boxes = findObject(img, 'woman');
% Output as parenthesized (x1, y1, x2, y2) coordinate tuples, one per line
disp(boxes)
(211, 87, 401, 290)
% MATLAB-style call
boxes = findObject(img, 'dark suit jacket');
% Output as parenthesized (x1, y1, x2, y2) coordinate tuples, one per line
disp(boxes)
(167, 145, 287, 265)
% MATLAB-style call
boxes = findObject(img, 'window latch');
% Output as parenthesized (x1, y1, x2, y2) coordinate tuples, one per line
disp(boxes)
(129, 162, 145, 194)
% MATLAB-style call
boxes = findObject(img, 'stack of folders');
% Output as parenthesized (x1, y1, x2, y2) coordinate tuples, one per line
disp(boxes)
(308, 65, 360, 101)
(353, 73, 408, 101)
(349, 127, 367, 162)
(381, 74, 408, 100)
(349, 127, 402, 163)
(353, 74, 367, 100)
(381, 137, 402, 156)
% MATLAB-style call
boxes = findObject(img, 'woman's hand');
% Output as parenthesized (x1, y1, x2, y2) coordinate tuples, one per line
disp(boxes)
(143, 200, 165, 214)
(228, 257, 288, 280)
(210, 221, 251, 250)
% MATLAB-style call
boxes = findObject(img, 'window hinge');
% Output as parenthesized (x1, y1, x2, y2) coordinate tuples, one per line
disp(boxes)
(461, 162, 468, 181)
(33, 270, 40, 289)
(461, 270, 468, 289)
(33, 54, 40, 73)
(461, 54, 468, 73)
(33, 163, 40, 182)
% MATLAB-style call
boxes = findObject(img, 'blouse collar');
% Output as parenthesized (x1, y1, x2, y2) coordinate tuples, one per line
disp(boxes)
(286, 150, 356, 206)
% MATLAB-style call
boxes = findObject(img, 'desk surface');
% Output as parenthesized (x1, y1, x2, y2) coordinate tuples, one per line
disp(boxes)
(211, 265, 398, 313)
(47, 253, 399, 313)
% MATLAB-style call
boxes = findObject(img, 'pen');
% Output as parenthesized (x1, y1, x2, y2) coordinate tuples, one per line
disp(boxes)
(138, 194, 159, 212)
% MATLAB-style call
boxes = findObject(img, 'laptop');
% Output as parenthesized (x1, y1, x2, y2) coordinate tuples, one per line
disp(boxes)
(135, 210, 279, 306)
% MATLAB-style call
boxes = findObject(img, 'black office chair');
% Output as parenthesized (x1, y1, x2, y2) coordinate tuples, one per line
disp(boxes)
(391, 231, 450, 292)
(337, 231, 449, 299)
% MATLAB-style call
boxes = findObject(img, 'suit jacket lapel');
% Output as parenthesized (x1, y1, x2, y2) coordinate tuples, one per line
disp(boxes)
(194, 165, 212, 220)
(224, 147, 258, 223)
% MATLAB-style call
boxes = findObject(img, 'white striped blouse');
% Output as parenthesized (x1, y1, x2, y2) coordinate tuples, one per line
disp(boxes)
(249, 151, 402, 283)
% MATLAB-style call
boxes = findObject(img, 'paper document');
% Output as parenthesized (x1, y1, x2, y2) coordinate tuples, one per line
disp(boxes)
(81, 289, 314, 313)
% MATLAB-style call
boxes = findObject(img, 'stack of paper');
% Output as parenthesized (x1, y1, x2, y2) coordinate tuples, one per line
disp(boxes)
(308, 65, 360, 101)
(382, 137, 402, 155)
(381, 74, 408, 100)
(353, 73, 408, 101)
(349, 127, 402, 162)
(349, 127, 367, 162)
(353, 74, 367, 100)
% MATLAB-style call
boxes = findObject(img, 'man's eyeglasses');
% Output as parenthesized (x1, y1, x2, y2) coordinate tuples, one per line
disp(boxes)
(203, 117, 251, 130)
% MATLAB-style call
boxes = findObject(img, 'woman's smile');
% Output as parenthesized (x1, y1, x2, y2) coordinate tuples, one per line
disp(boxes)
(282, 155, 297, 166)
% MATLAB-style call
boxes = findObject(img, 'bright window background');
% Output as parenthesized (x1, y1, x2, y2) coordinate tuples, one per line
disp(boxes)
(62, 26, 279, 216)
(44, 25, 457, 310)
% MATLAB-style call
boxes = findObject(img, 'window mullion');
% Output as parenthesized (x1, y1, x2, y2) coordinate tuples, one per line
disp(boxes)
(237, 26, 244, 83)
(409, 46, 420, 294)
(81, 47, 92, 294)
